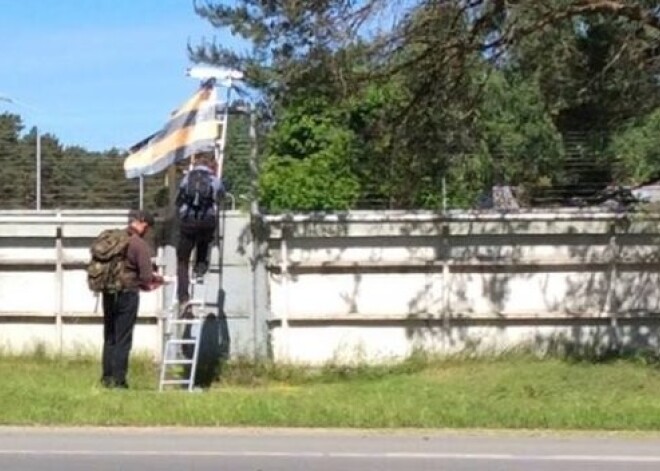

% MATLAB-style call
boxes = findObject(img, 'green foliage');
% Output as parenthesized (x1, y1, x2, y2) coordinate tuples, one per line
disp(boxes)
(513, 11, 660, 135)
(223, 111, 252, 205)
(0, 116, 147, 210)
(345, 82, 422, 207)
(191, 0, 660, 211)
(0, 114, 32, 207)
(609, 109, 660, 185)
(475, 72, 566, 201)
(259, 101, 360, 211)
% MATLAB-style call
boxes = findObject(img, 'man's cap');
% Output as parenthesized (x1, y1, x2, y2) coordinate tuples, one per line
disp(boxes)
(128, 209, 155, 227)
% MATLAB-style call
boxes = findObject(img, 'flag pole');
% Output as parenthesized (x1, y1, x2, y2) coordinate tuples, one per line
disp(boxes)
(216, 85, 231, 180)
(212, 76, 233, 363)
(139, 175, 144, 209)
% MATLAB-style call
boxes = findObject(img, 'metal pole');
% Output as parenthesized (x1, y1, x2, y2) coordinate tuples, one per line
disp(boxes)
(139, 175, 144, 209)
(442, 176, 447, 213)
(213, 81, 232, 362)
(55, 212, 63, 354)
(248, 106, 259, 217)
(217, 86, 231, 178)
(248, 106, 261, 360)
(36, 127, 41, 210)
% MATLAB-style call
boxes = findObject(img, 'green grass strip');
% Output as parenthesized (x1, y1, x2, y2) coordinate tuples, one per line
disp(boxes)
(2, 353, 660, 429)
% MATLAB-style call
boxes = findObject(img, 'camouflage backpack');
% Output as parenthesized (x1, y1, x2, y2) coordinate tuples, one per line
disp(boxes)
(86, 229, 131, 293)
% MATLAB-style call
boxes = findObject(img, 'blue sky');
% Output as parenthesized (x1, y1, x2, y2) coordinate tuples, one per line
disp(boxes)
(0, 0, 243, 151)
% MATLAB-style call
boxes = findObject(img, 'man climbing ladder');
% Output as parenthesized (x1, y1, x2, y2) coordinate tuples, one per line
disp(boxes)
(159, 150, 227, 391)
(174, 152, 224, 311)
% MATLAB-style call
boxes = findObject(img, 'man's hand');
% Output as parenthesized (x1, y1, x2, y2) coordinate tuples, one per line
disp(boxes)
(143, 274, 165, 291)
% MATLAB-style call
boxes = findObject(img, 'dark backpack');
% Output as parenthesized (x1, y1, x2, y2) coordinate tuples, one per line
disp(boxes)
(177, 169, 215, 218)
(86, 229, 131, 293)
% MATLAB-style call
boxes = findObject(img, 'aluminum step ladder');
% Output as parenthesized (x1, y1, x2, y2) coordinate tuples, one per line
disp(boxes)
(158, 277, 208, 392)
(158, 83, 231, 392)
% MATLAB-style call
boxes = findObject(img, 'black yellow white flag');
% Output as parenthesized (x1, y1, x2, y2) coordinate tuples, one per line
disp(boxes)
(124, 82, 219, 178)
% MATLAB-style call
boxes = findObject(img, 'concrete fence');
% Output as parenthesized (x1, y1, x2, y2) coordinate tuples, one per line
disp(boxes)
(264, 210, 660, 364)
(2, 209, 660, 364)
(0, 209, 264, 360)
(0, 210, 162, 355)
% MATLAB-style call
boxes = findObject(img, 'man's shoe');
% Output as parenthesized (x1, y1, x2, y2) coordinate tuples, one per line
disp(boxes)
(178, 303, 193, 318)
(114, 381, 129, 390)
(193, 262, 208, 278)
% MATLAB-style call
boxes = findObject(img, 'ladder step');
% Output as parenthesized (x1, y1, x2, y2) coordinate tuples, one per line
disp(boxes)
(181, 299, 206, 305)
(159, 296, 205, 390)
(166, 339, 197, 345)
(167, 319, 204, 325)
(161, 379, 192, 385)
(170, 305, 217, 312)
(163, 359, 195, 365)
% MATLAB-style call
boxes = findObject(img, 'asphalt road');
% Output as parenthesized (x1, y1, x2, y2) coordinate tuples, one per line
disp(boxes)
(1, 427, 660, 471)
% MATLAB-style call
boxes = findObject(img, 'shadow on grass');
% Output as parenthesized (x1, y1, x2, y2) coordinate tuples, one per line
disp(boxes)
(214, 350, 435, 388)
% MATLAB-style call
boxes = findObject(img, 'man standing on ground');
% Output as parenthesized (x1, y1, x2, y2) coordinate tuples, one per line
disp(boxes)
(175, 152, 223, 308)
(102, 209, 162, 389)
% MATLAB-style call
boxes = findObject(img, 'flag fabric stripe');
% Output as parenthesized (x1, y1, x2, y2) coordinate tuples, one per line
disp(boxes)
(164, 108, 215, 134)
(170, 86, 214, 119)
(124, 123, 221, 178)
(128, 107, 218, 154)
(124, 84, 219, 179)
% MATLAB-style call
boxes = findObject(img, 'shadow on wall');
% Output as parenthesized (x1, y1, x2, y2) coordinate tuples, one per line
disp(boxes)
(402, 316, 660, 359)
(257, 209, 660, 358)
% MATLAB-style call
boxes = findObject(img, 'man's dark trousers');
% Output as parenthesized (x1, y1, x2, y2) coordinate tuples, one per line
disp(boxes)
(176, 220, 215, 304)
(102, 290, 139, 386)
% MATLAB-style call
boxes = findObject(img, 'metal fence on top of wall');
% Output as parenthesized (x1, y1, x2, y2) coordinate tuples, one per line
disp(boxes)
(0, 129, 637, 213)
